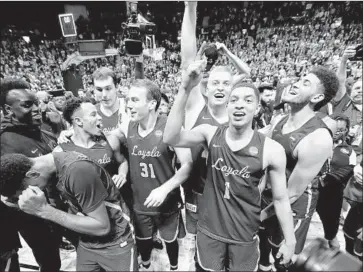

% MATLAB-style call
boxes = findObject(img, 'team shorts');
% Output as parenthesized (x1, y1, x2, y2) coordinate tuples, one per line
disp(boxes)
(263, 215, 312, 255)
(196, 230, 260, 271)
(76, 239, 138, 271)
(185, 189, 202, 235)
(343, 202, 363, 240)
(134, 210, 186, 242)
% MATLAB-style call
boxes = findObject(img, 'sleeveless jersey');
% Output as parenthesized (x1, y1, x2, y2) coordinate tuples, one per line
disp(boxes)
(96, 99, 127, 133)
(53, 151, 132, 249)
(198, 127, 266, 243)
(184, 105, 228, 194)
(271, 115, 331, 218)
(59, 134, 119, 176)
(127, 116, 181, 215)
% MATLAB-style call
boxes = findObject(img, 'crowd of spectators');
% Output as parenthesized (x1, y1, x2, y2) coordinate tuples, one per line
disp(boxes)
(0, 2, 362, 99)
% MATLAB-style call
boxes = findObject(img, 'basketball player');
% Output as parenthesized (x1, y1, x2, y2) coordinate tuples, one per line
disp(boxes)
(92, 67, 128, 133)
(180, 1, 251, 238)
(110, 79, 193, 271)
(258, 67, 340, 271)
(54, 97, 128, 188)
(0, 151, 137, 271)
(164, 60, 296, 271)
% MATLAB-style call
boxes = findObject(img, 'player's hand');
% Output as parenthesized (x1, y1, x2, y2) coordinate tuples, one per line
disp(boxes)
(181, 59, 207, 92)
(195, 41, 208, 61)
(144, 186, 169, 208)
(215, 42, 227, 54)
(276, 240, 296, 265)
(18, 186, 48, 216)
(342, 46, 356, 61)
(353, 164, 362, 185)
(112, 173, 127, 189)
(57, 128, 74, 144)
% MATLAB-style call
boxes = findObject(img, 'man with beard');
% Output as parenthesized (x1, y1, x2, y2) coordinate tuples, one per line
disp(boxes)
(164, 60, 296, 271)
(316, 114, 357, 249)
(254, 83, 276, 129)
(55, 97, 128, 190)
(0, 78, 61, 272)
(112, 79, 192, 271)
(0, 149, 137, 271)
(258, 67, 339, 271)
(180, 1, 250, 241)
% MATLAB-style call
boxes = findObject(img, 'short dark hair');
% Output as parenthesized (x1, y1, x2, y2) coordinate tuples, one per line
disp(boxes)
(332, 113, 350, 133)
(92, 67, 118, 86)
(310, 67, 340, 111)
(132, 79, 162, 111)
(161, 93, 169, 104)
(63, 97, 92, 124)
(231, 82, 261, 101)
(0, 154, 33, 197)
(0, 77, 30, 109)
(258, 83, 274, 93)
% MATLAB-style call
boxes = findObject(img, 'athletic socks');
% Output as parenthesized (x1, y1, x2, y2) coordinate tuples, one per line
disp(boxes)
(165, 240, 179, 269)
(258, 227, 272, 267)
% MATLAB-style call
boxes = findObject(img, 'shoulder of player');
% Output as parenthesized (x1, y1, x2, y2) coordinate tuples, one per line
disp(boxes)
(263, 137, 286, 161)
(298, 128, 333, 154)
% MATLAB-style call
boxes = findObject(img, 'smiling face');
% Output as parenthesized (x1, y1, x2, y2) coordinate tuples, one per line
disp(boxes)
(73, 103, 103, 136)
(281, 73, 324, 108)
(5, 89, 42, 126)
(227, 86, 260, 130)
(127, 86, 155, 122)
(206, 70, 233, 107)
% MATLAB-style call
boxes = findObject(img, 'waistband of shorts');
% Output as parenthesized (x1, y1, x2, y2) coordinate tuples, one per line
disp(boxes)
(197, 224, 258, 245)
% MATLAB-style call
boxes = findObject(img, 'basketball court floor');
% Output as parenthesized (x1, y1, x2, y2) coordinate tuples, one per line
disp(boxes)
(18, 211, 346, 271)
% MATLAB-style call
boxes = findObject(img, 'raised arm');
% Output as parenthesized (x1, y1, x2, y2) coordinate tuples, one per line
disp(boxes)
(215, 42, 251, 84)
(181, 1, 206, 122)
(181, 1, 198, 72)
(164, 60, 213, 148)
(335, 47, 356, 102)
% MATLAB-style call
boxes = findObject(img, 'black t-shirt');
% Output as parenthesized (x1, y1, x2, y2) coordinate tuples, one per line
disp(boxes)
(54, 152, 132, 249)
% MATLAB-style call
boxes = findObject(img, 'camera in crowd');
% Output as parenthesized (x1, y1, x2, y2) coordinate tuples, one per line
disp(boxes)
(293, 238, 362, 272)
(122, 1, 157, 56)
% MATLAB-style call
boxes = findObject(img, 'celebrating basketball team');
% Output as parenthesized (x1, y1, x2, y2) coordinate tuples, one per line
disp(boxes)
(1, 2, 362, 272)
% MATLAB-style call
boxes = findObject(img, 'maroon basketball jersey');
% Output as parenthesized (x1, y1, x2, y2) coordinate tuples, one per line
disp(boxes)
(272, 115, 331, 218)
(59, 134, 119, 176)
(184, 105, 228, 194)
(127, 116, 181, 215)
(53, 151, 132, 249)
(198, 127, 266, 243)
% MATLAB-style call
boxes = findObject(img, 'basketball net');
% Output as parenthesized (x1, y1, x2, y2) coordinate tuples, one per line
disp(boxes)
(143, 35, 165, 61)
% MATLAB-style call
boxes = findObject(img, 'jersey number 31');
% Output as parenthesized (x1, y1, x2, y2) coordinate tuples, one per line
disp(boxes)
(140, 162, 156, 178)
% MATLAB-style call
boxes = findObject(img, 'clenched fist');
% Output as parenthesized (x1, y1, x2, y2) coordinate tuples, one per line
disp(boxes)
(181, 59, 207, 92)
